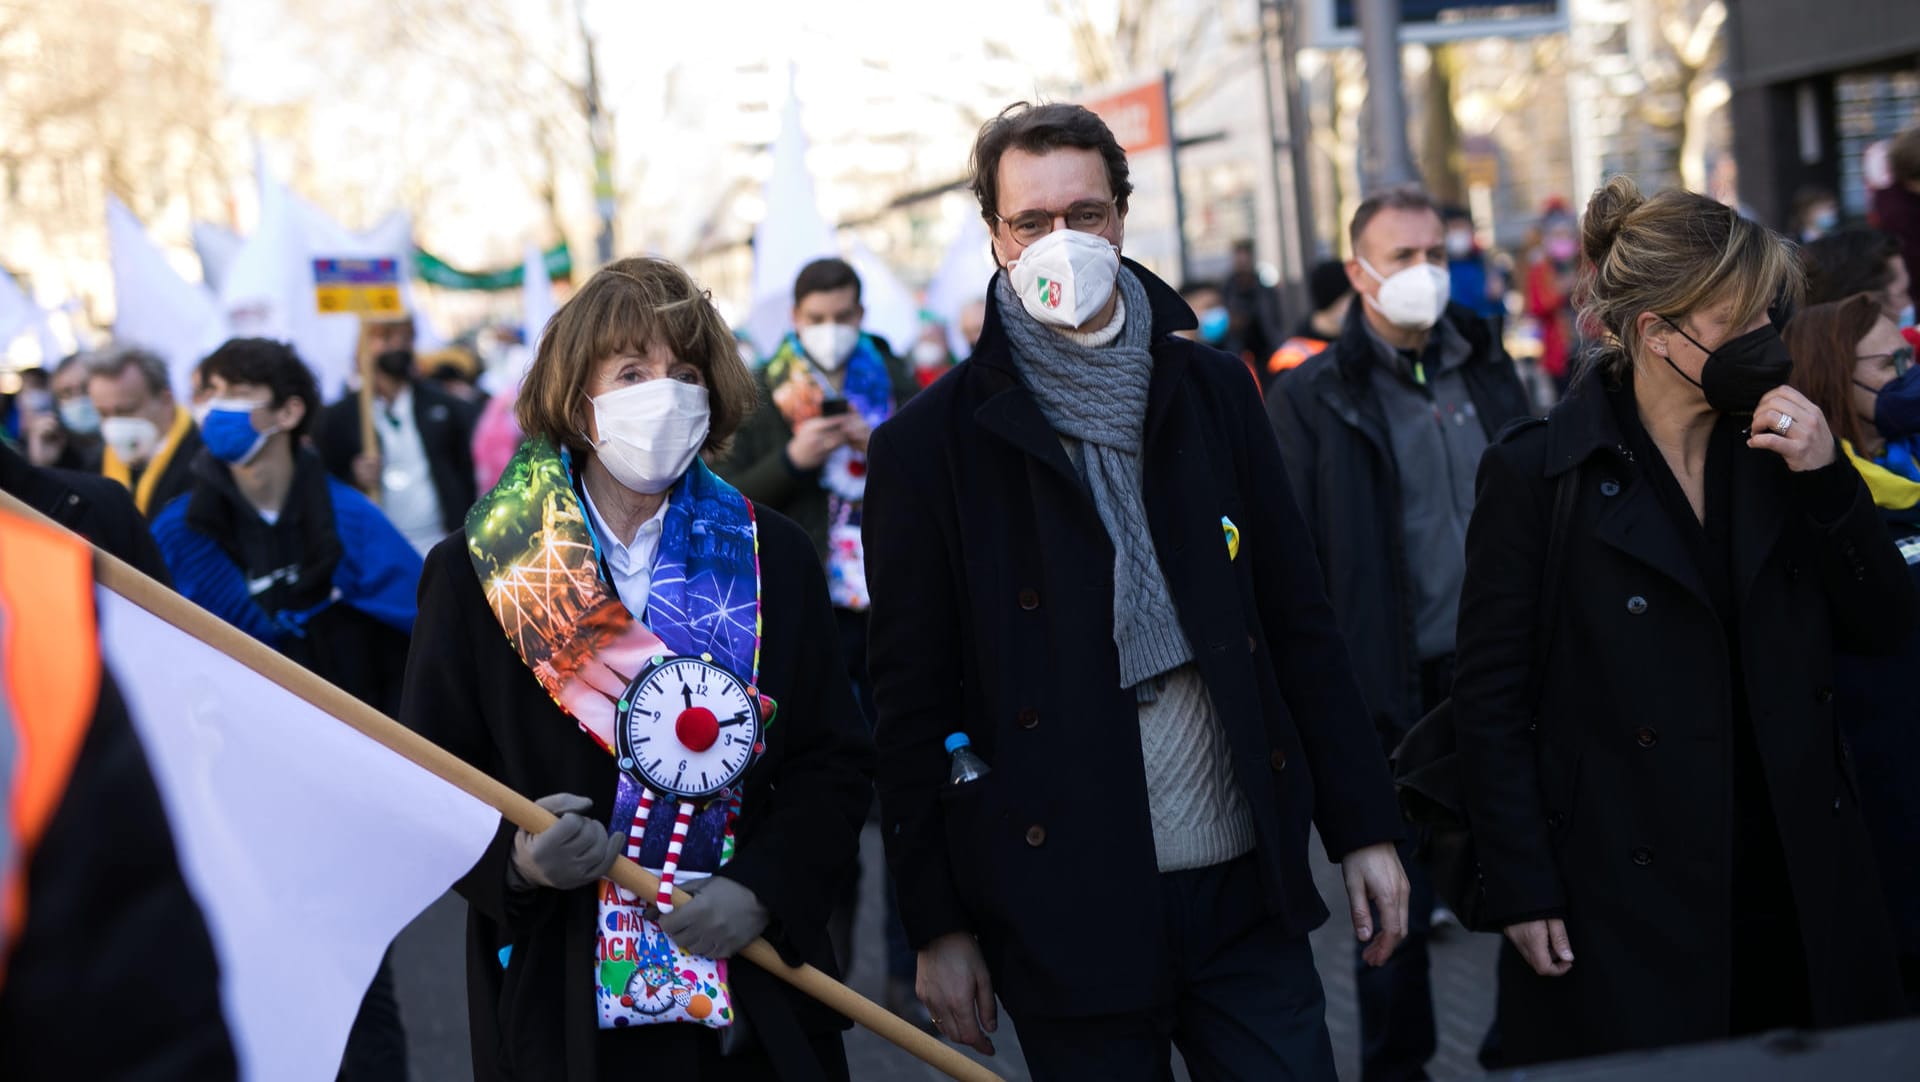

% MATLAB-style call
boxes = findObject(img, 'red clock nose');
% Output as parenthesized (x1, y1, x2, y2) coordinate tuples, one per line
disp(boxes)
(675, 707, 719, 752)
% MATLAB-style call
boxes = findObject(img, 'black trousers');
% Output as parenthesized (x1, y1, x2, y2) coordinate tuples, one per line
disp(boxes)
(1012, 855, 1336, 1082)
(829, 606, 914, 982)
(1351, 655, 1454, 1081)
(336, 951, 406, 1082)
(1353, 838, 1436, 1081)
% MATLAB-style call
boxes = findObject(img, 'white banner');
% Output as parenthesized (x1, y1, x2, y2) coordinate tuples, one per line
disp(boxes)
(97, 587, 501, 1081)
(744, 86, 837, 357)
(106, 197, 230, 396)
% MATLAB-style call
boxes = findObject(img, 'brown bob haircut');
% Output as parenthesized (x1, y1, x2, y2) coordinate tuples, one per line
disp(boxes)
(517, 257, 757, 457)
(969, 101, 1133, 228)
(1785, 292, 1888, 452)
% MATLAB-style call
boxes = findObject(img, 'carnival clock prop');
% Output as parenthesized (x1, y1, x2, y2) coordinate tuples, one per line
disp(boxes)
(614, 654, 764, 912)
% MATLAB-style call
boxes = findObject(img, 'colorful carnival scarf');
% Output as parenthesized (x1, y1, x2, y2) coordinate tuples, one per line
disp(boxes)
(467, 440, 773, 1031)
(766, 333, 895, 609)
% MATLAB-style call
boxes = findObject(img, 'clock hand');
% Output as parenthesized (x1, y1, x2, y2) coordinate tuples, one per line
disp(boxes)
(717, 710, 751, 728)
(681, 683, 694, 711)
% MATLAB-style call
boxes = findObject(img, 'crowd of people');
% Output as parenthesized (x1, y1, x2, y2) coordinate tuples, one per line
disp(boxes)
(2, 102, 1919, 1082)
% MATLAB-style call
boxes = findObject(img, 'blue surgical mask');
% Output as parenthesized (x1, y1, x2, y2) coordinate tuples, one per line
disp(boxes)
(1198, 306, 1232, 345)
(1900, 305, 1916, 331)
(197, 398, 277, 465)
(1864, 362, 1920, 441)
(57, 397, 100, 435)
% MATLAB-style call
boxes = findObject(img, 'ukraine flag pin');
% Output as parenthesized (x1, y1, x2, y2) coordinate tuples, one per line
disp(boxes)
(1222, 516, 1241, 561)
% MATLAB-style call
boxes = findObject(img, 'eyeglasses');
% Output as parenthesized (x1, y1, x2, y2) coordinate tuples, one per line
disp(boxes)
(996, 200, 1117, 247)
(1858, 345, 1914, 374)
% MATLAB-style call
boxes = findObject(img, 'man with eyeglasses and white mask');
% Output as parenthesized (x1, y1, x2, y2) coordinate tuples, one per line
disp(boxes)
(863, 101, 1411, 1081)
(1266, 184, 1531, 1081)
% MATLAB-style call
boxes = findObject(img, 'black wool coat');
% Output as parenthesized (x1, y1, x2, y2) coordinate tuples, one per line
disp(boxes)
(0, 441, 172, 584)
(400, 506, 874, 1082)
(1266, 301, 1533, 743)
(0, 671, 236, 1078)
(1452, 376, 1916, 1064)
(320, 378, 479, 534)
(862, 262, 1404, 1021)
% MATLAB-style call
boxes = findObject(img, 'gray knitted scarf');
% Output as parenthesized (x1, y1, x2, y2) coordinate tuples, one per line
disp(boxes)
(994, 267, 1194, 696)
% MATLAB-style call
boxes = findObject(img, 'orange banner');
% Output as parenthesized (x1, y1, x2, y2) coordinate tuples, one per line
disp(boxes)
(1084, 79, 1172, 156)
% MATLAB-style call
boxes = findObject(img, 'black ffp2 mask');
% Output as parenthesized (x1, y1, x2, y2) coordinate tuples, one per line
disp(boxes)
(373, 348, 416, 382)
(1662, 321, 1795, 417)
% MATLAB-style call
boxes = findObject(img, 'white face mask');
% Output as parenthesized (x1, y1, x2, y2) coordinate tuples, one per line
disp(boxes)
(799, 323, 861, 371)
(100, 415, 161, 464)
(1007, 228, 1120, 330)
(1358, 257, 1452, 331)
(587, 379, 711, 495)
(58, 397, 101, 436)
(911, 340, 948, 369)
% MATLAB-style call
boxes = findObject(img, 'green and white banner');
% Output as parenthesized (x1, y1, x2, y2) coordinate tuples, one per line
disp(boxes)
(414, 242, 571, 291)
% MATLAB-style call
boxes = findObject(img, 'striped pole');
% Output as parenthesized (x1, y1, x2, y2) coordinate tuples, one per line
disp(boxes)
(617, 789, 656, 903)
(654, 799, 695, 913)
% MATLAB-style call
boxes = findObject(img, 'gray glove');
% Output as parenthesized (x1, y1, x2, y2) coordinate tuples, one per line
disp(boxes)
(507, 793, 625, 892)
(658, 875, 769, 958)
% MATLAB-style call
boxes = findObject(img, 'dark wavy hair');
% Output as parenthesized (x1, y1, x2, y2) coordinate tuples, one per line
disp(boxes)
(196, 338, 323, 441)
(1801, 228, 1900, 306)
(969, 101, 1133, 229)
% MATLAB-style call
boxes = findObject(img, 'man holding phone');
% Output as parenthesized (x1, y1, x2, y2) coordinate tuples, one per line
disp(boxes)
(716, 255, 922, 1009)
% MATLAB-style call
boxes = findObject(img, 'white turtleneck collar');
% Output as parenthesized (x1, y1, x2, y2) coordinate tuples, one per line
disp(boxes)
(1057, 293, 1128, 349)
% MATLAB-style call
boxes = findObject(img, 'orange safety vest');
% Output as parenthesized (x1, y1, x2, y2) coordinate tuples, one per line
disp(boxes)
(0, 511, 102, 988)
(1267, 335, 1332, 377)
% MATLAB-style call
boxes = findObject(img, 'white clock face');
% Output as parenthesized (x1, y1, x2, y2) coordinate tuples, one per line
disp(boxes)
(616, 657, 760, 798)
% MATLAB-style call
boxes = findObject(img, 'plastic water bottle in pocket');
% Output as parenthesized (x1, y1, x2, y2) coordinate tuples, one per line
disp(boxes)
(946, 733, 991, 786)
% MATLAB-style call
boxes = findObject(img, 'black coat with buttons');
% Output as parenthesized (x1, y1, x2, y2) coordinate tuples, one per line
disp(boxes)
(862, 262, 1404, 1020)
(1452, 374, 1916, 1064)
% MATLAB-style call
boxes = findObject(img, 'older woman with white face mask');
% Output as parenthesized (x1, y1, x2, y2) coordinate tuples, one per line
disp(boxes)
(400, 257, 872, 1082)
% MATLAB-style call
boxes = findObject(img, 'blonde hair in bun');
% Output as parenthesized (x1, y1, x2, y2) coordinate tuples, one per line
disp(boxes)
(1576, 175, 1801, 380)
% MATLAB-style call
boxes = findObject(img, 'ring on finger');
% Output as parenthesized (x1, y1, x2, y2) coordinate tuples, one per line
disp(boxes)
(1774, 412, 1794, 435)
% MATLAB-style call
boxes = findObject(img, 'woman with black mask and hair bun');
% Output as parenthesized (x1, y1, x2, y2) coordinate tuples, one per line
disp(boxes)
(1452, 177, 1917, 1066)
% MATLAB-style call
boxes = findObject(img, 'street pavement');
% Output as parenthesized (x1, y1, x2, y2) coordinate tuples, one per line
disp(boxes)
(391, 826, 1499, 1081)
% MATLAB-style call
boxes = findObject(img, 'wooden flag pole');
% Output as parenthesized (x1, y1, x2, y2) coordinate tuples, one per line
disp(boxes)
(0, 489, 1002, 1082)
(356, 346, 383, 503)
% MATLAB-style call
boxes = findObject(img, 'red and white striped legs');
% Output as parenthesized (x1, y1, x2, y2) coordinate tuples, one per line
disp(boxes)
(654, 799, 695, 913)
(616, 789, 656, 903)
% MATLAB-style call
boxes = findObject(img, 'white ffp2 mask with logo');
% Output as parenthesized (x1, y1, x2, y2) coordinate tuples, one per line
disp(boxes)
(100, 415, 161, 464)
(799, 323, 861, 371)
(1358, 258, 1452, 331)
(1008, 229, 1120, 330)
(587, 380, 711, 495)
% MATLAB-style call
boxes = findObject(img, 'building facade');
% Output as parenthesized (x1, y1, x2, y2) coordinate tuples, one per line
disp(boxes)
(1728, 0, 1920, 229)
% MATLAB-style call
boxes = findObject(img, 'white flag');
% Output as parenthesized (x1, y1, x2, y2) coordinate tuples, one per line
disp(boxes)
(223, 167, 441, 400)
(924, 212, 995, 358)
(523, 242, 557, 352)
(96, 587, 501, 1082)
(0, 269, 36, 350)
(844, 239, 922, 358)
(744, 78, 837, 356)
(106, 197, 229, 396)
(193, 222, 247, 295)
